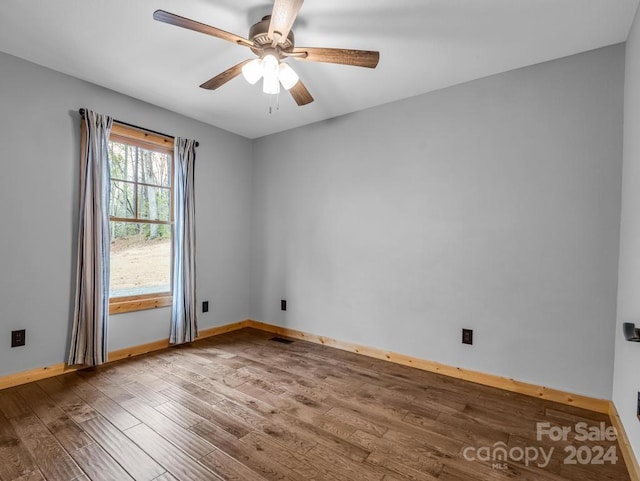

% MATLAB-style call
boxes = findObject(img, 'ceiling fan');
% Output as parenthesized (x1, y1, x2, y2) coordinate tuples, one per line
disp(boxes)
(153, 0, 380, 106)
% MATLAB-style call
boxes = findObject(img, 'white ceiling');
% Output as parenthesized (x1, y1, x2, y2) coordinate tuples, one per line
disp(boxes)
(0, 0, 637, 138)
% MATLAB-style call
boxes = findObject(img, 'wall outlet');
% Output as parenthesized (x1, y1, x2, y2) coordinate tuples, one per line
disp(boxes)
(11, 329, 25, 348)
(281, 300, 287, 311)
(462, 329, 473, 345)
(202, 301, 209, 313)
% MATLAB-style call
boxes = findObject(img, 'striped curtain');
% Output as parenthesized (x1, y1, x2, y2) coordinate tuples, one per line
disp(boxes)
(68, 109, 113, 366)
(170, 138, 198, 344)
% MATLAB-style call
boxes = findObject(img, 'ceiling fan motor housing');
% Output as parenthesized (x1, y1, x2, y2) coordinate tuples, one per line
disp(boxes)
(249, 15, 295, 57)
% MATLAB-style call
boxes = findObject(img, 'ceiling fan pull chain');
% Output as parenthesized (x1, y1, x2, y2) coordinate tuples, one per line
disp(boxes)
(267, 91, 281, 115)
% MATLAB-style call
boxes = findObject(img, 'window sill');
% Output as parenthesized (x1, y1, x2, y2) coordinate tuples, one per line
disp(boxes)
(109, 295, 172, 315)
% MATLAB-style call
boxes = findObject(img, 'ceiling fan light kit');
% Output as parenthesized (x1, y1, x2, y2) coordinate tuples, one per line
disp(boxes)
(241, 55, 300, 94)
(153, 0, 380, 107)
(244, 16, 300, 94)
(278, 63, 299, 90)
(241, 59, 263, 85)
(261, 54, 281, 94)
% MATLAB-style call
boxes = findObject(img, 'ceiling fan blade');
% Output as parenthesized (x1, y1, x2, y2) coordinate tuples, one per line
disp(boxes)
(290, 47, 380, 68)
(289, 80, 314, 106)
(200, 60, 253, 90)
(268, 0, 304, 45)
(153, 10, 253, 47)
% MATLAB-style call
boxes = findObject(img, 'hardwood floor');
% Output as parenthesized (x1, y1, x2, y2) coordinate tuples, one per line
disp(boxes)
(0, 327, 631, 481)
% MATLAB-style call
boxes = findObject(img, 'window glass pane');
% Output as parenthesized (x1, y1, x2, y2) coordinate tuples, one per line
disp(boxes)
(110, 181, 135, 218)
(138, 149, 171, 187)
(108, 141, 136, 181)
(137, 185, 171, 221)
(109, 222, 171, 298)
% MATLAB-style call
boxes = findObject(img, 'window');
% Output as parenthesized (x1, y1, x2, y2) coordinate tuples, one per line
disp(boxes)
(108, 123, 174, 314)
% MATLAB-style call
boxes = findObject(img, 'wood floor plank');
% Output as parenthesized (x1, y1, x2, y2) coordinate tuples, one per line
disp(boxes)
(190, 344, 237, 360)
(157, 372, 226, 405)
(366, 451, 441, 481)
(213, 397, 320, 456)
(349, 429, 443, 477)
(198, 445, 271, 481)
(124, 423, 222, 481)
(72, 381, 140, 431)
(127, 371, 174, 393)
(325, 406, 389, 437)
(0, 410, 38, 481)
(239, 431, 322, 480)
(179, 362, 370, 462)
(80, 415, 165, 481)
(92, 383, 137, 405)
(70, 443, 135, 481)
(153, 400, 208, 429)
(545, 406, 611, 425)
(13, 470, 46, 481)
(159, 385, 251, 438)
(122, 381, 170, 407)
(0, 389, 32, 419)
(403, 409, 508, 448)
(151, 474, 179, 481)
(305, 442, 388, 481)
(37, 377, 99, 424)
(167, 368, 275, 417)
(120, 397, 215, 459)
(148, 357, 260, 412)
(45, 415, 94, 453)
(17, 383, 93, 452)
(217, 384, 369, 462)
(9, 414, 84, 481)
(383, 425, 463, 457)
(437, 464, 494, 481)
(167, 351, 247, 388)
(193, 420, 302, 481)
(17, 383, 69, 425)
(222, 341, 358, 392)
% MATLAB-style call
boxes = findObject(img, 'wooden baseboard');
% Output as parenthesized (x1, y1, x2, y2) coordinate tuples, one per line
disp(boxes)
(0, 320, 249, 391)
(0, 363, 79, 391)
(610, 402, 640, 481)
(197, 320, 252, 339)
(246, 319, 610, 414)
(108, 339, 172, 363)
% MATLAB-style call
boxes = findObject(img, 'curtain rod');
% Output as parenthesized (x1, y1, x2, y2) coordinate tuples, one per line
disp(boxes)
(78, 109, 199, 147)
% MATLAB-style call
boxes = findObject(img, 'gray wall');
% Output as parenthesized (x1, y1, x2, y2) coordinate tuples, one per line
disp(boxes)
(0, 52, 253, 376)
(251, 45, 625, 399)
(615, 5, 640, 460)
